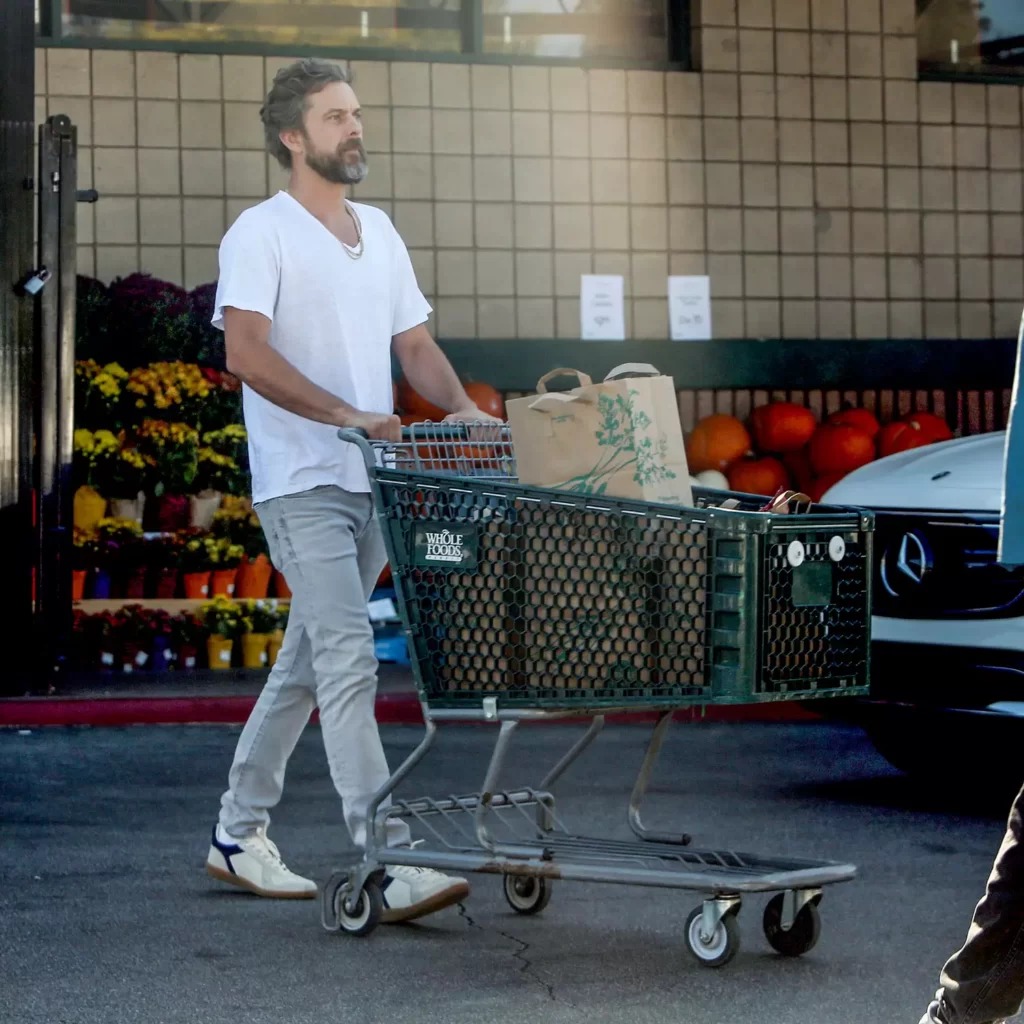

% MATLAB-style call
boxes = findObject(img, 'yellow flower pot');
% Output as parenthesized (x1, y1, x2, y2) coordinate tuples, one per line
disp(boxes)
(241, 633, 270, 669)
(73, 486, 107, 532)
(267, 629, 285, 667)
(206, 635, 234, 670)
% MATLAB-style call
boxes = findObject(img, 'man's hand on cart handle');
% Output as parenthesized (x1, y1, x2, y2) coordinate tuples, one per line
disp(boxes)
(347, 410, 402, 442)
(444, 406, 503, 424)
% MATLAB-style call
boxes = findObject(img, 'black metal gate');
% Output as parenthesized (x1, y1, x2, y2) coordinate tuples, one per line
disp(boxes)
(0, 0, 37, 694)
(1, 0, 86, 693)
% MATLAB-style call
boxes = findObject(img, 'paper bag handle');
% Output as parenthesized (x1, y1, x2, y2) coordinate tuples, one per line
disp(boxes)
(604, 362, 662, 381)
(527, 391, 595, 413)
(536, 368, 593, 394)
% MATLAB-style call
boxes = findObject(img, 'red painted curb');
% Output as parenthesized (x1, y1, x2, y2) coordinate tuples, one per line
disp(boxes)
(0, 693, 818, 728)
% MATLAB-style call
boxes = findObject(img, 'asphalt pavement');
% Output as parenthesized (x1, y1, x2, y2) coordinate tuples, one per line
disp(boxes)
(1, 721, 1019, 1024)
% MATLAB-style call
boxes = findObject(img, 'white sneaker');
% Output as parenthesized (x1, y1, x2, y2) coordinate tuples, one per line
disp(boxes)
(206, 825, 317, 899)
(380, 861, 471, 923)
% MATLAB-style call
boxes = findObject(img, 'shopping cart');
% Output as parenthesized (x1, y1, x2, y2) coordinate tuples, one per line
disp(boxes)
(322, 422, 873, 967)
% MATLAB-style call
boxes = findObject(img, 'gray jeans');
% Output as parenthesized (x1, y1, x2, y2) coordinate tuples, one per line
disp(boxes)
(219, 484, 411, 849)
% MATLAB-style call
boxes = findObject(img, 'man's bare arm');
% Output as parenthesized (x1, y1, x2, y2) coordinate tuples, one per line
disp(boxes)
(223, 307, 400, 439)
(392, 323, 500, 421)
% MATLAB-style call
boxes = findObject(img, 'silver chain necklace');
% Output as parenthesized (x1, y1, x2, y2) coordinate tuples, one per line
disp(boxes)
(342, 201, 364, 260)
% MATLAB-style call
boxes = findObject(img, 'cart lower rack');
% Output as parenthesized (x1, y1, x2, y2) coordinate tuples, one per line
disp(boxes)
(322, 424, 872, 967)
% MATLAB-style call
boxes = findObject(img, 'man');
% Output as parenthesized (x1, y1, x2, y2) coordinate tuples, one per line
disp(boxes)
(919, 327, 1024, 1024)
(205, 57, 496, 923)
(919, 786, 1024, 1024)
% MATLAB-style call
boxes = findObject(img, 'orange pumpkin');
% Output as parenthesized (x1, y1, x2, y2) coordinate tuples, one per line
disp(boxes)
(392, 379, 399, 410)
(782, 448, 815, 491)
(463, 380, 505, 419)
(807, 471, 849, 504)
(727, 457, 790, 497)
(750, 402, 817, 453)
(828, 407, 880, 439)
(809, 425, 876, 475)
(877, 420, 932, 459)
(377, 563, 392, 588)
(903, 411, 953, 443)
(686, 415, 751, 474)
(397, 377, 447, 421)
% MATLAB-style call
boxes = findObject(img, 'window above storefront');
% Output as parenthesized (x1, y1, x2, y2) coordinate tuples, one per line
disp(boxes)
(37, 0, 688, 68)
(918, 0, 1024, 82)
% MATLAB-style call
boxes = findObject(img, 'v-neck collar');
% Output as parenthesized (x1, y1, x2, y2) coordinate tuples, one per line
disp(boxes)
(278, 190, 361, 254)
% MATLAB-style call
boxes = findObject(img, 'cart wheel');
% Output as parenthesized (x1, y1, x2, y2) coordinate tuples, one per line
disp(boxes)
(762, 893, 821, 957)
(334, 878, 383, 937)
(685, 906, 741, 968)
(503, 875, 553, 915)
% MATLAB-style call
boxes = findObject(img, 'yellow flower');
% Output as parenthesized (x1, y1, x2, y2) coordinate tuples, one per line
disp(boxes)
(74, 429, 95, 452)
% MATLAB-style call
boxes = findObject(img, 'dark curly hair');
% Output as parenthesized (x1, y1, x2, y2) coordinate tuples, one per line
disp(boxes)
(261, 58, 351, 170)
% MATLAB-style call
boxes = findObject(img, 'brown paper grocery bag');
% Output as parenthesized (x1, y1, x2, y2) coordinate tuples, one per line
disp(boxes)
(506, 364, 693, 506)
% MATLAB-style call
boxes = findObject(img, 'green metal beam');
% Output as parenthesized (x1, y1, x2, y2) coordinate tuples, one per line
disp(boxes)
(434, 338, 1019, 392)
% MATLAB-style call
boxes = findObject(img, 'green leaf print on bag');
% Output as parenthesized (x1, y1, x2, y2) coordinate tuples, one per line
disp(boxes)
(559, 390, 678, 494)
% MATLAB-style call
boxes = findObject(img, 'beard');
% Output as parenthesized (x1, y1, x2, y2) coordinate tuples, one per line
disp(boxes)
(304, 137, 369, 185)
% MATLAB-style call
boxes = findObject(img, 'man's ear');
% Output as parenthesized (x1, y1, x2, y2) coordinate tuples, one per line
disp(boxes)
(280, 128, 304, 160)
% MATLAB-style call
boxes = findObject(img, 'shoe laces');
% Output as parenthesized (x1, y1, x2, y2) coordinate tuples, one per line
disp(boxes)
(245, 826, 285, 868)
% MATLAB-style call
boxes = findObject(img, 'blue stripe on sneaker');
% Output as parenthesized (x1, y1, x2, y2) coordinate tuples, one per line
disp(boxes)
(211, 826, 244, 876)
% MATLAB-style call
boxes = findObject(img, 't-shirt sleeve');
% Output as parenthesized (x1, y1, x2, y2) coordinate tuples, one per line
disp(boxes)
(390, 225, 432, 337)
(211, 212, 280, 331)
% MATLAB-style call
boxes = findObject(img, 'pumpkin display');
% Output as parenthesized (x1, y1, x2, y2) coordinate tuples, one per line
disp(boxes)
(782, 448, 815, 492)
(392, 380, 399, 409)
(809, 424, 876, 475)
(686, 414, 751, 474)
(877, 420, 933, 458)
(750, 402, 817, 453)
(463, 380, 506, 419)
(727, 457, 790, 497)
(903, 411, 953, 443)
(396, 377, 447, 421)
(807, 471, 848, 504)
(828, 407, 880, 439)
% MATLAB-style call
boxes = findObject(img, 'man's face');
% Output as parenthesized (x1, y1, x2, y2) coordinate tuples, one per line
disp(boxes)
(292, 80, 368, 185)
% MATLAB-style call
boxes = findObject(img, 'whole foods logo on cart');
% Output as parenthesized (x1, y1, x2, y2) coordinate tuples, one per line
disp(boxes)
(413, 523, 478, 568)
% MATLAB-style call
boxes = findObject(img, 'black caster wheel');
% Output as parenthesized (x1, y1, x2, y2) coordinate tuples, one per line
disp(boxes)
(503, 875, 553, 915)
(334, 878, 383, 937)
(684, 905, 741, 968)
(763, 893, 821, 957)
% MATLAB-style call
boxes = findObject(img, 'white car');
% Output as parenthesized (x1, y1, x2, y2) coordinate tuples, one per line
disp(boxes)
(822, 431, 1024, 776)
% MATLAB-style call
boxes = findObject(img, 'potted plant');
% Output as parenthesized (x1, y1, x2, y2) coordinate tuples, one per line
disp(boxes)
(147, 608, 175, 670)
(74, 359, 129, 431)
(201, 596, 244, 670)
(113, 604, 152, 673)
(72, 527, 99, 601)
(72, 427, 118, 531)
(94, 516, 144, 599)
(103, 444, 156, 525)
(177, 528, 212, 599)
(192, 424, 248, 528)
(148, 533, 183, 599)
(206, 535, 245, 597)
(172, 612, 205, 670)
(239, 600, 279, 669)
(216, 507, 272, 599)
(267, 602, 290, 667)
(136, 419, 199, 532)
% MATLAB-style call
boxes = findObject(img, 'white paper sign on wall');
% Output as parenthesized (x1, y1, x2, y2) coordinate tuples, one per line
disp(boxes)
(668, 275, 712, 341)
(580, 275, 625, 341)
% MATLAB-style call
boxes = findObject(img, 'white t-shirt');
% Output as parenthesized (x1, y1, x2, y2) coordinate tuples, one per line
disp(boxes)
(212, 191, 431, 503)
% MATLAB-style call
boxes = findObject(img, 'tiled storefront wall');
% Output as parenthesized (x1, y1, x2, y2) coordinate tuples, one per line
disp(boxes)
(35, 0, 1024, 340)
